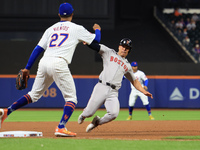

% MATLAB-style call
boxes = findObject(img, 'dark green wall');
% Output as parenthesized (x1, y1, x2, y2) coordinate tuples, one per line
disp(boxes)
(0, 40, 199, 75)
(0, 0, 200, 75)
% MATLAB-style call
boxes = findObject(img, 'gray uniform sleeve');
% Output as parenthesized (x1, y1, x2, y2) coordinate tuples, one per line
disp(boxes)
(124, 68, 137, 82)
(99, 44, 113, 55)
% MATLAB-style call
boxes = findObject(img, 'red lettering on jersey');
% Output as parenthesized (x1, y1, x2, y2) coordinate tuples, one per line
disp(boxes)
(121, 62, 124, 66)
(53, 26, 69, 31)
(124, 65, 128, 71)
(117, 59, 121, 65)
(110, 56, 114, 61)
(53, 27, 59, 31)
(110, 56, 128, 72)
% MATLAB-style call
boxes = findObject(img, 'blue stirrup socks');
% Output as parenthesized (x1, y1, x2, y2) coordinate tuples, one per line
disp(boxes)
(7, 94, 32, 116)
(58, 101, 76, 129)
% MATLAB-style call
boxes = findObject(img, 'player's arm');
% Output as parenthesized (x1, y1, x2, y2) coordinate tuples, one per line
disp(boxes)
(25, 45, 44, 71)
(86, 24, 101, 52)
(143, 79, 148, 91)
(141, 71, 148, 91)
(87, 41, 100, 52)
(131, 79, 153, 98)
(93, 23, 101, 43)
(125, 71, 153, 98)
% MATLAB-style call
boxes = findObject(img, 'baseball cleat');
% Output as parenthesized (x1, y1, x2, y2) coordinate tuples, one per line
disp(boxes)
(78, 114, 85, 124)
(149, 115, 155, 120)
(54, 127, 77, 137)
(126, 115, 132, 120)
(86, 116, 100, 133)
(0, 108, 8, 128)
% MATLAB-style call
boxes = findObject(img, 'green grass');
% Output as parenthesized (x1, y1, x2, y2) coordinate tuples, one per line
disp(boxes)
(1, 109, 200, 150)
(4, 108, 200, 122)
(0, 138, 200, 150)
(164, 136, 200, 140)
(118, 109, 200, 121)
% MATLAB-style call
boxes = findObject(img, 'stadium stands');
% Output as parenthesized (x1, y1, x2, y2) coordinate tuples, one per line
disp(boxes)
(155, 7, 200, 63)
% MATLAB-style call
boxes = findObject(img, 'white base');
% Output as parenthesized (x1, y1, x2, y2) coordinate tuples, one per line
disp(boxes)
(0, 131, 43, 137)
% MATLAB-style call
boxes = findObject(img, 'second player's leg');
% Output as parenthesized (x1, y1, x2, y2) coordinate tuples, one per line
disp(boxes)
(81, 83, 109, 118)
(51, 58, 77, 136)
(53, 61, 77, 104)
(129, 91, 138, 107)
(8, 60, 54, 115)
(98, 96, 120, 125)
(127, 91, 138, 120)
(28, 58, 54, 102)
(139, 93, 155, 120)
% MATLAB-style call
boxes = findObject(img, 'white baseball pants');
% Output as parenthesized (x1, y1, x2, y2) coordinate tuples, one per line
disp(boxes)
(129, 90, 149, 106)
(28, 57, 77, 104)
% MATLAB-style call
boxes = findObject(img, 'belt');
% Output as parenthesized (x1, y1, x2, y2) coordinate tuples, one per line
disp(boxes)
(99, 80, 116, 89)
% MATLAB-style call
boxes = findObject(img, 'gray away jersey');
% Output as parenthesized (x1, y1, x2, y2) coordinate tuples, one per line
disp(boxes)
(98, 44, 136, 89)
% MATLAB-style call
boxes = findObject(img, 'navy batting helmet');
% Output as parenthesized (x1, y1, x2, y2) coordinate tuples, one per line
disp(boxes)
(119, 38, 132, 51)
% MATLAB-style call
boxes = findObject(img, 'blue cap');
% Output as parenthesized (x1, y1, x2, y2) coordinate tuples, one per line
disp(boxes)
(131, 61, 138, 67)
(59, 3, 74, 16)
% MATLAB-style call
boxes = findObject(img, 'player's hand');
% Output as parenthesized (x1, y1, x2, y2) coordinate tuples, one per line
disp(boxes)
(93, 23, 101, 31)
(22, 68, 30, 75)
(144, 86, 148, 91)
(144, 91, 153, 99)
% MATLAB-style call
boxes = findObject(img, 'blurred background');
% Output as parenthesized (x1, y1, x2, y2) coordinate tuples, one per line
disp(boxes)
(1, 0, 200, 108)
(0, 0, 200, 75)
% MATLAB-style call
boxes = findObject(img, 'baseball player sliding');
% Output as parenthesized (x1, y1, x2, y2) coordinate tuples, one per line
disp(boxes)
(78, 38, 153, 133)
(127, 61, 154, 120)
(0, 3, 101, 137)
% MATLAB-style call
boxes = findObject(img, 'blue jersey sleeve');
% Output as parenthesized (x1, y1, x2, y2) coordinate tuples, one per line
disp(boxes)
(144, 79, 148, 86)
(25, 45, 44, 70)
(94, 29, 101, 43)
(87, 29, 101, 52)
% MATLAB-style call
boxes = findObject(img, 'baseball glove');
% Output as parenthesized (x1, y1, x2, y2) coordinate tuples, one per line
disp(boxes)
(16, 69, 30, 90)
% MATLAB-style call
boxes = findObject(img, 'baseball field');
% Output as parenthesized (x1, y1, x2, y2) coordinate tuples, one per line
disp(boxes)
(0, 108, 200, 150)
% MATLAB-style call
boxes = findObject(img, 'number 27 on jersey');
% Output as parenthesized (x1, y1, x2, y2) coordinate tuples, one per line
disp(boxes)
(49, 33, 69, 47)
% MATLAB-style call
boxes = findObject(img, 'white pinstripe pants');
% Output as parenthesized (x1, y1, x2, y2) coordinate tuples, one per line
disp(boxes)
(28, 57, 77, 104)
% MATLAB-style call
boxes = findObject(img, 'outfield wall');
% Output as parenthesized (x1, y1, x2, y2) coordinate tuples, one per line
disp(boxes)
(0, 75, 200, 109)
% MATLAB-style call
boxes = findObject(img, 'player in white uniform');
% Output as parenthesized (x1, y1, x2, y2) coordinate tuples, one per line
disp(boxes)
(0, 3, 101, 137)
(127, 61, 155, 120)
(78, 38, 153, 133)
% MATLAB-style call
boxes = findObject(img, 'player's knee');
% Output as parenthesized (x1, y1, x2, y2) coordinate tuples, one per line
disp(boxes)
(29, 97, 38, 103)
(84, 110, 95, 118)
(23, 94, 33, 104)
(109, 111, 119, 120)
(65, 99, 77, 105)
(143, 101, 149, 105)
(28, 92, 40, 103)
(64, 95, 77, 105)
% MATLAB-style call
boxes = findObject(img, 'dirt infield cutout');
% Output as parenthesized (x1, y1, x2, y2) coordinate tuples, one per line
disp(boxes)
(1, 120, 200, 140)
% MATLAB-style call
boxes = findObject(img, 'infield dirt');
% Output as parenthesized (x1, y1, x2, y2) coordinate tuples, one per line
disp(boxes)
(1, 120, 200, 140)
